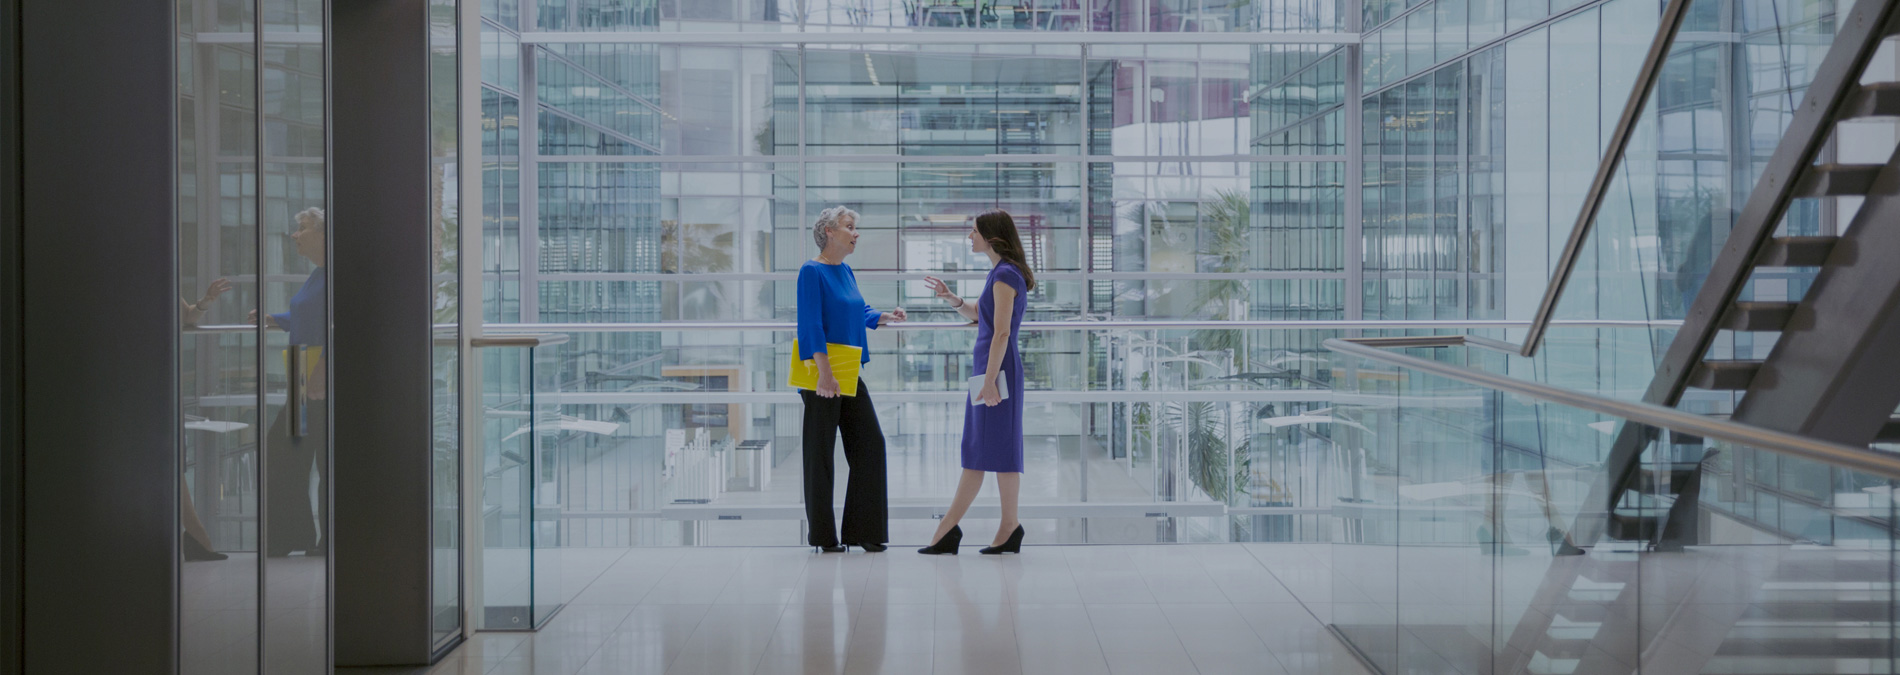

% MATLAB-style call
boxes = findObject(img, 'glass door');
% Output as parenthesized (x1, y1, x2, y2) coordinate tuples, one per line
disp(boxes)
(177, 1, 331, 672)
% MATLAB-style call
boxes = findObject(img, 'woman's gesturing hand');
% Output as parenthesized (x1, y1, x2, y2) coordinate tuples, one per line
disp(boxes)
(922, 276, 960, 306)
(881, 307, 907, 325)
(977, 378, 1002, 407)
(198, 278, 234, 307)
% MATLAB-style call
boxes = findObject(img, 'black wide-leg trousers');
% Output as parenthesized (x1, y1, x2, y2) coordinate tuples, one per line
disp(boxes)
(799, 379, 888, 547)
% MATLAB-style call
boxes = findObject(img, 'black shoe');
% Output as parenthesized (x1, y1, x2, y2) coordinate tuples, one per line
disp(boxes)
(980, 525, 1024, 555)
(814, 545, 849, 553)
(918, 525, 962, 555)
(849, 542, 887, 552)
(183, 536, 228, 562)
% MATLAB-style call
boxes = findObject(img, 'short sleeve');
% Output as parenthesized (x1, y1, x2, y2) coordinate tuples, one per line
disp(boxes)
(995, 263, 1027, 293)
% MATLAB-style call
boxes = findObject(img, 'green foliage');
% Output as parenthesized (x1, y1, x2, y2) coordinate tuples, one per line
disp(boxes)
(1166, 400, 1252, 505)
(1191, 188, 1251, 357)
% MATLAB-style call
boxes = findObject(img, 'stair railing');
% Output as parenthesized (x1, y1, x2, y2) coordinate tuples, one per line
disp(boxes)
(1324, 336, 1900, 481)
(1518, 0, 1697, 358)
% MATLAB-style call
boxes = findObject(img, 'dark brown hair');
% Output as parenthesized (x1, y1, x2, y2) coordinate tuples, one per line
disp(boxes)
(975, 209, 1036, 291)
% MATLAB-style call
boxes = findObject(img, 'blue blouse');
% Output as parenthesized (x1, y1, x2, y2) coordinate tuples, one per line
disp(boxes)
(269, 267, 326, 347)
(796, 261, 880, 364)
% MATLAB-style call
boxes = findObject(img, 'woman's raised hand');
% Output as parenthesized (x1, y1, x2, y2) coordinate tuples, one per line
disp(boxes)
(199, 278, 234, 305)
(919, 275, 957, 308)
(923, 276, 958, 305)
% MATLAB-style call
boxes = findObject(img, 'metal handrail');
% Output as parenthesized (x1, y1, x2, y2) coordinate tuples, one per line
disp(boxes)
(1322, 337, 1900, 481)
(187, 319, 1686, 335)
(479, 318, 1681, 333)
(1519, 0, 1696, 358)
(471, 334, 569, 348)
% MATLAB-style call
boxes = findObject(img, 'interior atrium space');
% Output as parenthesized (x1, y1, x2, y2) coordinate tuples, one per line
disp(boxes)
(8, 0, 1900, 673)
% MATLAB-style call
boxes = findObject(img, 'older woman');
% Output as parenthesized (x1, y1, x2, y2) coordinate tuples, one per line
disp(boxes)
(797, 206, 905, 553)
(250, 207, 328, 557)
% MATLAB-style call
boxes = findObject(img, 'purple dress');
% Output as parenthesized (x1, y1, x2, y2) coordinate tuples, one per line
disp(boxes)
(961, 262, 1027, 473)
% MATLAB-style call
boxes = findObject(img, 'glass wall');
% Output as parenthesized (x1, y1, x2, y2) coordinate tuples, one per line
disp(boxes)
(177, 0, 331, 672)
(480, 2, 1364, 547)
(473, 0, 1836, 548)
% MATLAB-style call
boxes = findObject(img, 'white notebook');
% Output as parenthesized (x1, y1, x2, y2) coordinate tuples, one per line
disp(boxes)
(967, 374, 1010, 404)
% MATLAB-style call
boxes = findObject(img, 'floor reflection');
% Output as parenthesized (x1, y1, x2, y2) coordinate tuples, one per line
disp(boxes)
(396, 544, 1369, 675)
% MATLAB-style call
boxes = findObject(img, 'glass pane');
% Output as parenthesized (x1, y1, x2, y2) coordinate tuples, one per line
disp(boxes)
(531, 345, 565, 624)
(430, 0, 464, 648)
(178, 1, 260, 673)
(803, 44, 1084, 157)
(653, 46, 783, 157)
(1542, 0, 1842, 394)
(481, 345, 535, 628)
(260, 0, 328, 670)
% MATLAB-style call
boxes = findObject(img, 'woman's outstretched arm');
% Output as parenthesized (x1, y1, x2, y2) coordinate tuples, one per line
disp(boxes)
(924, 276, 980, 322)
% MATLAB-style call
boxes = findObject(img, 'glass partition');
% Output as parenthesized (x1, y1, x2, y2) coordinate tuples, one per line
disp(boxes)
(1318, 343, 1900, 675)
(479, 339, 566, 630)
(431, 0, 465, 650)
(178, 1, 263, 671)
(178, 0, 330, 672)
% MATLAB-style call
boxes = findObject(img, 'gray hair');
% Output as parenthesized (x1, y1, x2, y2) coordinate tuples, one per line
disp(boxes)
(812, 206, 858, 250)
(295, 206, 325, 231)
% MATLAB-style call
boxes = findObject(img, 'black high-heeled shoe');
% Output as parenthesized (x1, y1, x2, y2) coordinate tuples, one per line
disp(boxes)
(849, 542, 887, 552)
(917, 525, 961, 555)
(183, 535, 228, 562)
(814, 545, 849, 553)
(980, 525, 1024, 555)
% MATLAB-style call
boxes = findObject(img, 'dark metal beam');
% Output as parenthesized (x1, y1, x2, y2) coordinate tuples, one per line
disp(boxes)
(0, 0, 21, 670)
(332, 0, 438, 666)
(19, 0, 179, 671)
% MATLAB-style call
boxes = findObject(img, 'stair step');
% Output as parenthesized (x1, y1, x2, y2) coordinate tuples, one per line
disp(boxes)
(1755, 236, 1839, 267)
(1794, 163, 1883, 197)
(1688, 360, 1762, 390)
(1878, 418, 1900, 444)
(1629, 466, 1698, 494)
(1607, 512, 1659, 540)
(1720, 301, 1798, 331)
(1842, 81, 1900, 118)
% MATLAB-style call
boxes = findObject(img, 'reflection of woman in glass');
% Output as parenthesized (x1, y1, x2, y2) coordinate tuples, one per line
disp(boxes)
(919, 210, 1033, 555)
(251, 207, 327, 556)
(181, 278, 233, 561)
(797, 206, 906, 553)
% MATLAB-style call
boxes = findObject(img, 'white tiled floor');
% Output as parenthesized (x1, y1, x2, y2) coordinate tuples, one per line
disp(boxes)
(416, 544, 1372, 675)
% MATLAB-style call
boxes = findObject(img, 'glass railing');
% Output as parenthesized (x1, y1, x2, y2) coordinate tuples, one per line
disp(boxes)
(472, 319, 1673, 547)
(473, 334, 568, 630)
(1320, 336, 1900, 675)
(520, 0, 1350, 34)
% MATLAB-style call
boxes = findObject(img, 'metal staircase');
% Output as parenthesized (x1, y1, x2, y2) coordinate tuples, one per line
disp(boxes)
(1457, 0, 1900, 672)
(1551, 0, 1900, 556)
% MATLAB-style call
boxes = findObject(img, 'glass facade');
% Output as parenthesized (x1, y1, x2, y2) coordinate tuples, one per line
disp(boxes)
(472, 0, 1847, 550)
